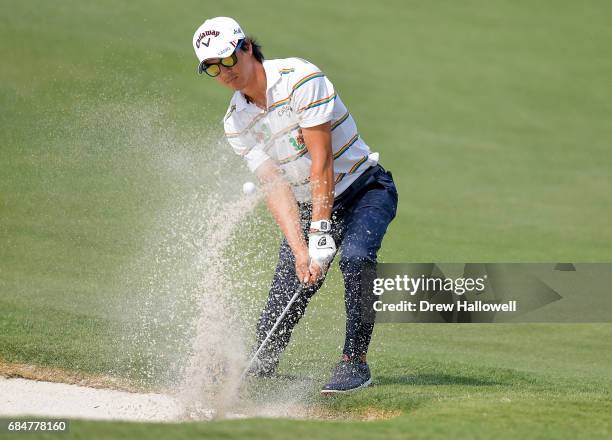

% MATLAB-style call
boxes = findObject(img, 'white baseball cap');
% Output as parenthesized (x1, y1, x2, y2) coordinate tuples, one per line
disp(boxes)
(193, 17, 246, 74)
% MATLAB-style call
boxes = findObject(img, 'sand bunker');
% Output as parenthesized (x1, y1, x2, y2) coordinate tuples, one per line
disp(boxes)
(0, 377, 188, 422)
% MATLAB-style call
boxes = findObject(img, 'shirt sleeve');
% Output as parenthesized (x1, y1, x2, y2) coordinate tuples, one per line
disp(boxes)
(225, 135, 270, 173)
(292, 71, 336, 128)
(243, 148, 270, 173)
(223, 105, 271, 173)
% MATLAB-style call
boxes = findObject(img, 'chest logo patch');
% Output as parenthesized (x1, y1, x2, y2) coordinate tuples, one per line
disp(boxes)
(289, 129, 306, 151)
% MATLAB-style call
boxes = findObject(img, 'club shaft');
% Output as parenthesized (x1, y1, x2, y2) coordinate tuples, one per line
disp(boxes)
(241, 285, 304, 380)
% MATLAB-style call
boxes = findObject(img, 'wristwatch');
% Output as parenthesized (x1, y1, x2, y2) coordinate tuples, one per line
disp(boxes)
(310, 220, 332, 233)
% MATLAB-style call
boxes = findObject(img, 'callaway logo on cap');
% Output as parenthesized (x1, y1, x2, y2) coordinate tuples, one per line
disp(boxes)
(193, 16, 246, 73)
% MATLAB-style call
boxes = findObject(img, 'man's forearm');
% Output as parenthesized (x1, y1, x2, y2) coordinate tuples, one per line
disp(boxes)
(261, 172, 307, 256)
(302, 122, 334, 223)
(310, 155, 334, 222)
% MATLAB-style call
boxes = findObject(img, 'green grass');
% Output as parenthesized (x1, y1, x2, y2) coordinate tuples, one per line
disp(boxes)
(1, 0, 612, 438)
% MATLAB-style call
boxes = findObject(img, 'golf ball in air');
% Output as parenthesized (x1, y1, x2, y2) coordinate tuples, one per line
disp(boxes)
(242, 181, 257, 195)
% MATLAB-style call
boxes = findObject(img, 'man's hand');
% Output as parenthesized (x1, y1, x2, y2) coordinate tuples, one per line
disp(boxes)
(294, 248, 312, 284)
(308, 231, 337, 279)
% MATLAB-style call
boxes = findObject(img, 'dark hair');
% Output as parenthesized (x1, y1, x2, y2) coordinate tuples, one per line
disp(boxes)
(241, 36, 264, 63)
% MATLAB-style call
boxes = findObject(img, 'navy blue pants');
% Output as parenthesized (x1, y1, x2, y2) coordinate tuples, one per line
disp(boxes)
(255, 165, 398, 373)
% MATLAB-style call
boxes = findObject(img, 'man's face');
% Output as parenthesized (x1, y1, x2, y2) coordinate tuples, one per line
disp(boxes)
(208, 43, 254, 91)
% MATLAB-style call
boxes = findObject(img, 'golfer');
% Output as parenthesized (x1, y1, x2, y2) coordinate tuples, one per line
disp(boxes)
(193, 17, 398, 394)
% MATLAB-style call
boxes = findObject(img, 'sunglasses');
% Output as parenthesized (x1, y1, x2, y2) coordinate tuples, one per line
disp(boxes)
(200, 39, 245, 77)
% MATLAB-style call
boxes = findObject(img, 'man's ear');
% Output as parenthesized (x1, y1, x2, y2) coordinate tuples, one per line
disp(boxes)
(243, 39, 252, 55)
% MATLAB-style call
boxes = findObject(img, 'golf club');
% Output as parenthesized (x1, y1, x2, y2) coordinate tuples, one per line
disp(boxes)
(240, 283, 305, 381)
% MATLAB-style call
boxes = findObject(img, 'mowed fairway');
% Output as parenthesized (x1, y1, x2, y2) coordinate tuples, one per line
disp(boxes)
(1, 0, 611, 439)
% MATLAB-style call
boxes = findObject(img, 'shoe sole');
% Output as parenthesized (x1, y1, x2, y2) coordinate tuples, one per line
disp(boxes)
(320, 378, 372, 396)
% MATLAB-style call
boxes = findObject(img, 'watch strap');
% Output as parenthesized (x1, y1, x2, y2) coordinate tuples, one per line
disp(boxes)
(310, 220, 332, 233)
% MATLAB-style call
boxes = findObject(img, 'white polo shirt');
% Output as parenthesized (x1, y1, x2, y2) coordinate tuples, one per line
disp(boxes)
(223, 57, 378, 202)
